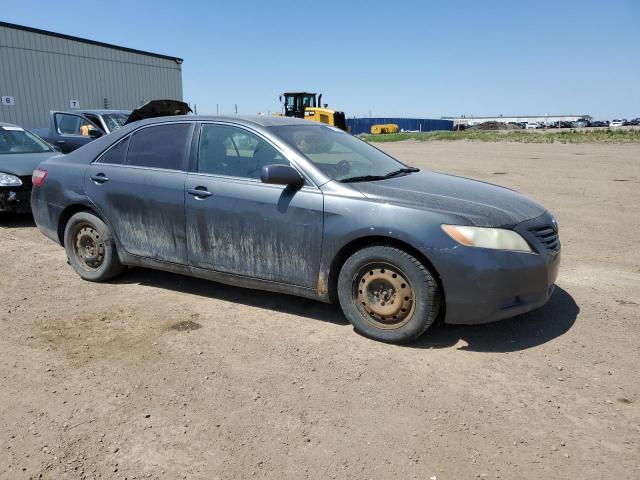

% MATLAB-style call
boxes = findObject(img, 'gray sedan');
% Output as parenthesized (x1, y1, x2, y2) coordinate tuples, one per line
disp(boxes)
(31, 115, 560, 343)
(1, 122, 57, 214)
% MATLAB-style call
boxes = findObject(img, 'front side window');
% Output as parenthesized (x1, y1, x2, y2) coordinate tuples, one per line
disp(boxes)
(198, 124, 288, 179)
(0, 126, 52, 154)
(55, 113, 96, 136)
(126, 123, 191, 170)
(271, 124, 407, 181)
(301, 95, 315, 108)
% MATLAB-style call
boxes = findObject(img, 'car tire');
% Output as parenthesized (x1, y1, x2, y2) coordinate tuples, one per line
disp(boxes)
(337, 245, 440, 343)
(63, 211, 125, 282)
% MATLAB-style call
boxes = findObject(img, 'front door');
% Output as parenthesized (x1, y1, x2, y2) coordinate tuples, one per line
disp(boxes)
(185, 123, 324, 288)
(53, 112, 101, 152)
(85, 123, 193, 264)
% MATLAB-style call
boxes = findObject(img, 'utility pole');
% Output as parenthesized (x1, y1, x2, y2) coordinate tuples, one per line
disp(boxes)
(234, 104, 238, 115)
(216, 104, 219, 115)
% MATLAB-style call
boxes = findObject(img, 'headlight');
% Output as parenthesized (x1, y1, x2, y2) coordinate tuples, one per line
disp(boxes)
(0, 173, 22, 187)
(442, 224, 532, 252)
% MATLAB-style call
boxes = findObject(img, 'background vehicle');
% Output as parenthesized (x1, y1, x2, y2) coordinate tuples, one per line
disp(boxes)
(31, 115, 560, 344)
(609, 119, 624, 127)
(33, 111, 104, 153)
(574, 119, 591, 128)
(525, 122, 541, 129)
(33, 100, 191, 153)
(591, 120, 608, 127)
(78, 110, 130, 133)
(0, 122, 57, 213)
(280, 92, 348, 131)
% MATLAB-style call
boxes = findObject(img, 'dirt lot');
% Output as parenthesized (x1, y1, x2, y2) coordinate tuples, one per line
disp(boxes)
(1, 141, 639, 479)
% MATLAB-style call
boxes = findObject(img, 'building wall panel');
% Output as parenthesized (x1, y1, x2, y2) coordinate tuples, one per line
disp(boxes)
(0, 24, 183, 129)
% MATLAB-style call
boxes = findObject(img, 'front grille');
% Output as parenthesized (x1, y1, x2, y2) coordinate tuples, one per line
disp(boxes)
(529, 225, 560, 253)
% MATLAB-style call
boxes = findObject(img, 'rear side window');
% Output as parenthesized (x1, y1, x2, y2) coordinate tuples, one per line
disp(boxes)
(98, 136, 130, 165)
(126, 123, 191, 170)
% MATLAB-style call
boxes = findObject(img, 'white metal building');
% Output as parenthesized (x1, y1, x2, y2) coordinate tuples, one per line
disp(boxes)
(442, 114, 592, 127)
(0, 21, 183, 129)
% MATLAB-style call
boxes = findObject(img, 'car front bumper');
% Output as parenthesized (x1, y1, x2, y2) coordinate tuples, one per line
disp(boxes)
(430, 214, 561, 325)
(0, 187, 32, 214)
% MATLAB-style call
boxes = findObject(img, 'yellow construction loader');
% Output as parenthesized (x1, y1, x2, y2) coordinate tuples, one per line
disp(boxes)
(279, 92, 348, 131)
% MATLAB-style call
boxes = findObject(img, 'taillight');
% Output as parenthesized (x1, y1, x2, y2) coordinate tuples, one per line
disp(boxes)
(32, 168, 48, 188)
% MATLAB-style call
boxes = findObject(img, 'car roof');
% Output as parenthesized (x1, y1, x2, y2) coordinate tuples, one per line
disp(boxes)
(0, 121, 21, 128)
(130, 114, 316, 128)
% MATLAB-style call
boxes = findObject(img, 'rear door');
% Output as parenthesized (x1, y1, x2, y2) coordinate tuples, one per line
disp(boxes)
(85, 122, 194, 264)
(185, 123, 324, 288)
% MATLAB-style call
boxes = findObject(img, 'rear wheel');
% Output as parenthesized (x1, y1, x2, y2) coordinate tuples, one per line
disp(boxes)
(337, 245, 440, 343)
(63, 211, 125, 282)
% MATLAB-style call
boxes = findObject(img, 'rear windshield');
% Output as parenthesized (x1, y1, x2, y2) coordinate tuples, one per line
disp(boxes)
(0, 126, 52, 154)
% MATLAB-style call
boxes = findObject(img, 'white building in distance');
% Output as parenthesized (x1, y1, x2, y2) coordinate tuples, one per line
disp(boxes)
(442, 114, 592, 127)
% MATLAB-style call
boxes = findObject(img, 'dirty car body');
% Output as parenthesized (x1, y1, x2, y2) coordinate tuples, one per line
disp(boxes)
(0, 122, 57, 214)
(31, 115, 560, 339)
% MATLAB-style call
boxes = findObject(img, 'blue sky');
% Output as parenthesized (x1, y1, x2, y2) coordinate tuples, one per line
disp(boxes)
(3, 0, 639, 119)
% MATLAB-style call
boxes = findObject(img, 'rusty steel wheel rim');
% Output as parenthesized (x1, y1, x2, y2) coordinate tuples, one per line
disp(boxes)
(74, 223, 105, 271)
(353, 262, 415, 330)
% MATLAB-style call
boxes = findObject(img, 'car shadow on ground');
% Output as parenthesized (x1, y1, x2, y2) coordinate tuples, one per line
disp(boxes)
(116, 268, 578, 352)
(0, 213, 35, 228)
(412, 286, 579, 352)
(114, 268, 349, 326)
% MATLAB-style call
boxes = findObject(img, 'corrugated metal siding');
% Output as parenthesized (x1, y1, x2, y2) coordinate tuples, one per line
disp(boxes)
(347, 118, 453, 135)
(0, 25, 182, 129)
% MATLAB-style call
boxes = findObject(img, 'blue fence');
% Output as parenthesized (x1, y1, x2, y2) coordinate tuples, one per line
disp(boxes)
(346, 117, 453, 135)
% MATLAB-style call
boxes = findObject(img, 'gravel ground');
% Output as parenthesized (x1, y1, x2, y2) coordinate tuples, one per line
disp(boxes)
(1, 141, 638, 479)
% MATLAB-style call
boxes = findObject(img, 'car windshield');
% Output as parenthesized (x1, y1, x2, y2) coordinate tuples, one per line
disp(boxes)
(102, 113, 129, 132)
(0, 126, 52, 154)
(271, 124, 413, 182)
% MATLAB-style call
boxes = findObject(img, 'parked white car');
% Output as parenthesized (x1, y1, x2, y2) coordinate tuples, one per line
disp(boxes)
(609, 119, 624, 127)
(525, 122, 541, 129)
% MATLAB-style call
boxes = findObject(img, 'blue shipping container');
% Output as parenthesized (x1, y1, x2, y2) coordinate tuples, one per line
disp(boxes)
(346, 117, 453, 135)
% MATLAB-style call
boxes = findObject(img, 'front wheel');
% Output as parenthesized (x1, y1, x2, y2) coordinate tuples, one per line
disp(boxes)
(337, 245, 440, 343)
(63, 211, 125, 282)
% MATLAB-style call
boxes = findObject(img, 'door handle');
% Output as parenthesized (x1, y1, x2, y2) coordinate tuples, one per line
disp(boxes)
(90, 174, 109, 184)
(56, 140, 66, 145)
(187, 187, 213, 199)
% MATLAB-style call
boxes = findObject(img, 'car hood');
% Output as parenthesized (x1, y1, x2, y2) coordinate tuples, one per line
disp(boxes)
(124, 99, 192, 125)
(351, 170, 546, 227)
(0, 151, 56, 177)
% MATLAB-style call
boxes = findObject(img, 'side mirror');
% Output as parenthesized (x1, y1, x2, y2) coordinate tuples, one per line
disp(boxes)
(261, 164, 304, 189)
(88, 129, 103, 139)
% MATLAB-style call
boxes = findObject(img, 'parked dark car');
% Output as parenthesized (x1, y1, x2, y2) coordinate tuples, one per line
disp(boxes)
(0, 122, 57, 214)
(33, 100, 191, 153)
(591, 120, 608, 127)
(32, 111, 105, 153)
(31, 116, 560, 343)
